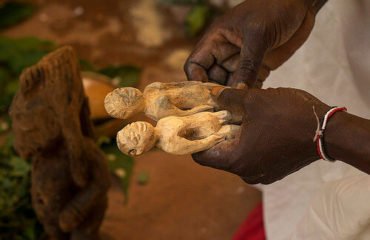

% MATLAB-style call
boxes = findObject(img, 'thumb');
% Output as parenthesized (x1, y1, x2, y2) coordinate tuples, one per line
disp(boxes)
(192, 137, 239, 170)
(229, 29, 268, 88)
(214, 88, 246, 116)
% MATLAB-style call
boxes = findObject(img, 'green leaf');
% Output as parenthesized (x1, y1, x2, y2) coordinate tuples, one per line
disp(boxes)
(0, 36, 55, 115)
(0, 67, 14, 114)
(99, 65, 141, 87)
(0, 130, 38, 239)
(137, 172, 150, 185)
(185, 4, 211, 37)
(23, 222, 36, 240)
(9, 157, 30, 176)
(1, 133, 14, 153)
(0, 36, 55, 74)
(102, 143, 134, 202)
(0, 119, 10, 133)
(0, 2, 35, 29)
(97, 136, 111, 146)
(79, 59, 96, 71)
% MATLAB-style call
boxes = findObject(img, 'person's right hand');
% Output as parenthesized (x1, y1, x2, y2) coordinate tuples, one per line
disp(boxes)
(184, 0, 327, 88)
(193, 87, 331, 184)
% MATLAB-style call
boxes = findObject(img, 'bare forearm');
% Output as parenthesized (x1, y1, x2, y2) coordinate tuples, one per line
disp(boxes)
(326, 112, 370, 174)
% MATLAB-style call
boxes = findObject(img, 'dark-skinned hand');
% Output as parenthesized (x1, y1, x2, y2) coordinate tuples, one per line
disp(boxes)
(193, 88, 331, 184)
(184, 0, 327, 88)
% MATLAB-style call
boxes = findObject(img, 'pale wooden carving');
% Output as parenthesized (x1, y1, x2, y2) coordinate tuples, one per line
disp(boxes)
(104, 81, 226, 121)
(116, 111, 240, 156)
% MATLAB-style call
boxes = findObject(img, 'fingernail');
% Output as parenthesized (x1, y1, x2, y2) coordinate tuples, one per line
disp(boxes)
(235, 83, 246, 89)
(210, 86, 226, 97)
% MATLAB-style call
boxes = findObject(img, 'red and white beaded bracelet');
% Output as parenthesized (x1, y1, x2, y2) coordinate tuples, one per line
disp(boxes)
(313, 106, 347, 161)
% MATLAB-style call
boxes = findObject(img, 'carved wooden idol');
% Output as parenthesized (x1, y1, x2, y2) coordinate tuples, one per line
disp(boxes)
(104, 81, 227, 121)
(116, 111, 240, 156)
(10, 46, 110, 240)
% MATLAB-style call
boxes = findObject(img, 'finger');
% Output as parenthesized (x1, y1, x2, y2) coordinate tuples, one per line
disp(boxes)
(214, 88, 245, 112)
(212, 41, 240, 65)
(222, 56, 269, 88)
(184, 46, 214, 82)
(185, 30, 240, 82)
(222, 53, 239, 72)
(211, 88, 247, 123)
(235, 82, 247, 89)
(192, 137, 239, 170)
(254, 80, 263, 89)
(229, 29, 269, 88)
(184, 61, 209, 82)
(208, 64, 229, 85)
(254, 64, 270, 88)
(218, 88, 265, 120)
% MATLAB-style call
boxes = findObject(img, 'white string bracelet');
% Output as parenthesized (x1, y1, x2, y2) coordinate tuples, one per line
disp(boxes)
(313, 106, 347, 161)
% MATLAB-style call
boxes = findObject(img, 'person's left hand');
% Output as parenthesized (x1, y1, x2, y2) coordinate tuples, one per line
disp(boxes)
(184, 0, 322, 88)
(193, 87, 331, 184)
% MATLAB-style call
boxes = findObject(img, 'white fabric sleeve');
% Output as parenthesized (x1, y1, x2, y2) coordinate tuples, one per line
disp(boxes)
(290, 174, 370, 240)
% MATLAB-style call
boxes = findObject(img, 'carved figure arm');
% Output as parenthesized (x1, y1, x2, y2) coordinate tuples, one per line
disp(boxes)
(65, 96, 96, 188)
(159, 134, 225, 155)
(149, 95, 214, 120)
(42, 46, 90, 188)
(59, 139, 110, 232)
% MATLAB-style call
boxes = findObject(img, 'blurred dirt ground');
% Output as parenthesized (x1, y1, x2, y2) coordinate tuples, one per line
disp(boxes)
(2, 0, 261, 239)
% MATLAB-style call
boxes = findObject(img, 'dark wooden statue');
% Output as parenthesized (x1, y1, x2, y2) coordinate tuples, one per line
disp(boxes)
(10, 46, 110, 240)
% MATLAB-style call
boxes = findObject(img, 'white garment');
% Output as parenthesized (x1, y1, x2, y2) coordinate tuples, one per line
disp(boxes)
(263, 1, 370, 239)
(291, 174, 370, 240)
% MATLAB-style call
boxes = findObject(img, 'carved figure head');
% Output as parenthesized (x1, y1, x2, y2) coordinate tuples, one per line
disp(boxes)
(116, 121, 157, 156)
(10, 46, 84, 159)
(10, 99, 61, 159)
(104, 87, 145, 119)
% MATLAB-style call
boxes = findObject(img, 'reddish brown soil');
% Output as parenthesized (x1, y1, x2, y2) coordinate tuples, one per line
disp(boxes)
(2, 1, 261, 239)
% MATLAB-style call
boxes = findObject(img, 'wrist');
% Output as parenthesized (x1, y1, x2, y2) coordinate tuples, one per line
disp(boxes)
(325, 112, 370, 173)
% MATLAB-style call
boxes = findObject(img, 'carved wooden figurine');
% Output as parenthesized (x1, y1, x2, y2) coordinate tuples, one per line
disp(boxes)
(10, 47, 110, 240)
(117, 111, 240, 156)
(104, 81, 227, 121)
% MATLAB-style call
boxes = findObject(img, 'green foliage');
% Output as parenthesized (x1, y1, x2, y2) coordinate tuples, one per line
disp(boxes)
(0, 36, 54, 239)
(0, 36, 55, 115)
(137, 172, 150, 185)
(99, 65, 141, 87)
(185, 4, 211, 36)
(159, 0, 213, 37)
(89, 65, 139, 198)
(0, 135, 42, 240)
(99, 139, 134, 203)
(0, 2, 35, 30)
(94, 65, 140, 202)
(0, 5, 40, 237)
(0, 37, 55, 73)
(79, 59, 96, 72)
